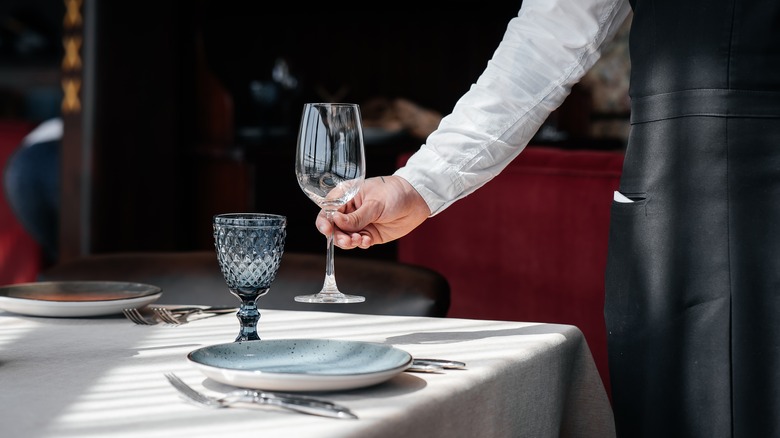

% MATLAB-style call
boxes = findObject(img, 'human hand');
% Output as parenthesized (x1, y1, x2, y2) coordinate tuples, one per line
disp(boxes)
(315, 175, 431, 249)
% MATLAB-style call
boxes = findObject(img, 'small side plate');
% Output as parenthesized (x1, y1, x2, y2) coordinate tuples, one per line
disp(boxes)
(0, 281, 162, 317)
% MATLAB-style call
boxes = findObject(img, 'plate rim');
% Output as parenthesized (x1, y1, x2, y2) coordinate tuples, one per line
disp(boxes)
(0, 280, 162, 302)
(0, 281, 163, 317)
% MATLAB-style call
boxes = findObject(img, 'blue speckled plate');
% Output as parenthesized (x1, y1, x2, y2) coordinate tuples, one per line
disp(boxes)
(187, 339, 413, 392)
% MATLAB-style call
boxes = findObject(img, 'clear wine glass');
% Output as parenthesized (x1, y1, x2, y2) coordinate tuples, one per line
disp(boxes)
(295, 102, 366, 303)
(213, 213, 287, 341)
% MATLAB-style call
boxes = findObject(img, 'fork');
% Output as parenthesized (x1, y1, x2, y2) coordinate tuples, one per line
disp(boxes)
(163, 373, 357, 419)
(151, 306, 237, 325)
(122, 307, 158, 325)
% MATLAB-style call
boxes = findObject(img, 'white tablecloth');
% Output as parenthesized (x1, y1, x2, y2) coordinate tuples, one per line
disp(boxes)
(0, 308, 614, 438)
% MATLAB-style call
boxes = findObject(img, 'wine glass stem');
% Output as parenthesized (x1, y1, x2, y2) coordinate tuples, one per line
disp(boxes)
(323, 210, 340, 294)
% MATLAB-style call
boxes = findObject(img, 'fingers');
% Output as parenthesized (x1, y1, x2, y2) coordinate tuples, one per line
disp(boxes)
(315, 211, 332, 235)
(332, 212, 375, 249)
(335, 231, 373, 249)
(315, 210, 374, 249)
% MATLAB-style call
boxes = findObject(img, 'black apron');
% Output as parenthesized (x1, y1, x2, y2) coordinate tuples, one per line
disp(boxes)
(604, 0, 780, 436)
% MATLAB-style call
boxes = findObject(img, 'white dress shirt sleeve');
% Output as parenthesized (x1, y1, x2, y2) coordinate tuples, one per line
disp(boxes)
(394, 0, 632, 215)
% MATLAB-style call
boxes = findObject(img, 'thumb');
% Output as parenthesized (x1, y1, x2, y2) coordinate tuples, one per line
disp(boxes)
(333, 208, 374, 233)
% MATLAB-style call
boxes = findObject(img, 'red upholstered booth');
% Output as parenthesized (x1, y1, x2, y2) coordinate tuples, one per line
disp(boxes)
(397, 145, 624, 396)
(0, 120, 40, 286)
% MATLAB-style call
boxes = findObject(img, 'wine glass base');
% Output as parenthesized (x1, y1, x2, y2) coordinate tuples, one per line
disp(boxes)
(294, 293, 365, 304)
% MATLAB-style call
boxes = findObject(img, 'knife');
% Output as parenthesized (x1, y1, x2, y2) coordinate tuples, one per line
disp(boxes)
(229, 389, 358, 419)
(407, 358, 467, 373)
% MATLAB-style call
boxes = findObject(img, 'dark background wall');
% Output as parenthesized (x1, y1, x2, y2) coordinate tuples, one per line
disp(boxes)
(3, 1, 629, 264)
(0, 0, 64, 122)
(56, 1, 530, 262)
(198, 4, 523, 125)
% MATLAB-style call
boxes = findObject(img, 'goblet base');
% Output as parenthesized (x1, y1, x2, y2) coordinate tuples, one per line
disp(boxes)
(294, 293, 365, 304)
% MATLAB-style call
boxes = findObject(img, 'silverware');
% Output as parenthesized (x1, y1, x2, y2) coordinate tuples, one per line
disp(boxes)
(122, 307, 158, 325)
(407, 358, 467, 373)
(123, 306, 237, 326)
(151, 306, 237, 325)
(164, 373, 358, 419)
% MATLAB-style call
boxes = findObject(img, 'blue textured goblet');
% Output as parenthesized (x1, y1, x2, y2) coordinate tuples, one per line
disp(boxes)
(213, 213, 286, 342)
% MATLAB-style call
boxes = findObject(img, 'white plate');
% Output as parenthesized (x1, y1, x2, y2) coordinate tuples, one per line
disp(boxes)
(0, 281, 162, 317)
(187, 339, 413, 392)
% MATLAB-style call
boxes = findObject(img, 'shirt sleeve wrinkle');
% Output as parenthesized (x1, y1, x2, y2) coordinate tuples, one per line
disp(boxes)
(396, 0, 631, 216)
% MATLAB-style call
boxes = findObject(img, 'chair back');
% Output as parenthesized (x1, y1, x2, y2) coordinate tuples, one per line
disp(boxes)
(39, 251, 451, 317)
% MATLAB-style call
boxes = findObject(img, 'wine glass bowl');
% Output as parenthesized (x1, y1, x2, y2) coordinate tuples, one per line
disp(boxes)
(213, 213, 287, 341)
(295, 102, 366, 303)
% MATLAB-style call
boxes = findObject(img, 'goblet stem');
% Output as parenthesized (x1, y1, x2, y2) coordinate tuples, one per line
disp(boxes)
(233, 289, 267, 342)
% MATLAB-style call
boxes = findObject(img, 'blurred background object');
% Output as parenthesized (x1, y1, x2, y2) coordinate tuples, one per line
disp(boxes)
(0, 0, 634, 269)
(0, 0, 634, 280)
(0, 0, 63, 122)
(3, 117, 61, 266)
(0, 0, 63, 284)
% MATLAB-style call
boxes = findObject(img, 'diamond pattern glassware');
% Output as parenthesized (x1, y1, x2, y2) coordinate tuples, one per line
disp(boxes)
(213, 213, 286, 341)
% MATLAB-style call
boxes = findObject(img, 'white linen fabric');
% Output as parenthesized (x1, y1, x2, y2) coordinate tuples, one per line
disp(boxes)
(395, 0, 632, 215)
(0, 309, 614, 438)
